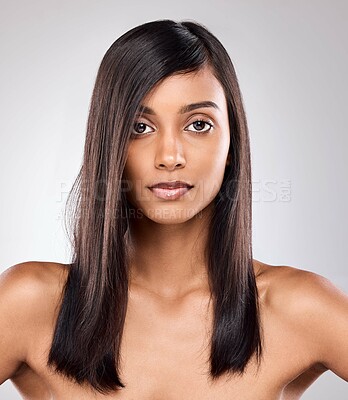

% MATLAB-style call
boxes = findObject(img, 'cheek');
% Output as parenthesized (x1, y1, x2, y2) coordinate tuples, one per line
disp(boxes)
(123, 159, 140, 199)
(199, 140, 229, 174)
(123, 157, 152, 206)
(124, 146, 152, 183)
(194, 145, 229, 199)
(124, 152, 141, 181)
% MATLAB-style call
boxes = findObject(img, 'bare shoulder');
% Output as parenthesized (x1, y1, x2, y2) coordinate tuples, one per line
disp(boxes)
(0, 261, 69, 328)
(0, 261, 69, 300)
(0, 261, 69, 382)
(255, 260, 347, 309)
(253, 259, 348, 380)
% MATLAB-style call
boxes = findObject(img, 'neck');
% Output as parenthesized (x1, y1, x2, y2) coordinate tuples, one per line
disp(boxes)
(127, 205, 213, 298)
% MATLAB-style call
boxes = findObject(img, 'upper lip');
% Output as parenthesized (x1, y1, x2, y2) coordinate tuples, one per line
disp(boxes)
(149, 180, 193, 189)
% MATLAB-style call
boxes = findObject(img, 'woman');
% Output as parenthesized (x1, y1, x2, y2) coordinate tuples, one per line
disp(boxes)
(0, 19, 347, 400)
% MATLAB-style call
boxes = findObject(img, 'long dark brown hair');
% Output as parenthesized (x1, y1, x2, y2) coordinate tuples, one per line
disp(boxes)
(47, 19, 263, 394)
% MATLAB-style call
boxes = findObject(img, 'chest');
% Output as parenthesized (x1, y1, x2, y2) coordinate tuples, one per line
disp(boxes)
(18, 291, 314, 400)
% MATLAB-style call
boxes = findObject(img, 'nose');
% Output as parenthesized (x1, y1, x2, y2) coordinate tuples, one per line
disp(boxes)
(154, 132, 186, 170)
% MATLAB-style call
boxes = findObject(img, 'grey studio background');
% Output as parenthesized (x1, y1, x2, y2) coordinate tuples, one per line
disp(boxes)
(0, 0, 347, 399)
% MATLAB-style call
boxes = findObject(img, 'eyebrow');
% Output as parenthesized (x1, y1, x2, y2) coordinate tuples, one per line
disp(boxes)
(138, 101, 220, 115)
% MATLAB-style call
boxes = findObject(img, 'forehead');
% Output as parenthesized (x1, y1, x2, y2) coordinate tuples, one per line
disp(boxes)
(141, 65, 227, 110)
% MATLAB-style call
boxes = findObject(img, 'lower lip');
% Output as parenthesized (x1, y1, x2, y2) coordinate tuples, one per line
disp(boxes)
(149, 186, 192, 200)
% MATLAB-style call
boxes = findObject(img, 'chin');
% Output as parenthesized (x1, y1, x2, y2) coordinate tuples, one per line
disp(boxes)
(144, 206, 204, 224)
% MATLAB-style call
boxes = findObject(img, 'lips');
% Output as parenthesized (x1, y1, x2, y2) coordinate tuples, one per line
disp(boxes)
(148, 181, 193, 200)
(149, 181, 193, 189)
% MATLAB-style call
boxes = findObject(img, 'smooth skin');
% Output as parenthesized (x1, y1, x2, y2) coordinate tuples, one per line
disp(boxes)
(123, 65, 231, 296)
(0, 66, 347, 399)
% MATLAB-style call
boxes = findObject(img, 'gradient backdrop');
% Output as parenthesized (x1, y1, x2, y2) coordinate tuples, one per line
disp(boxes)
(0, 0, 347, 398)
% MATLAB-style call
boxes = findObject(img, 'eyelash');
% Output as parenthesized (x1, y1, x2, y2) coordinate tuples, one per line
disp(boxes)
(131, 119, 214, 138)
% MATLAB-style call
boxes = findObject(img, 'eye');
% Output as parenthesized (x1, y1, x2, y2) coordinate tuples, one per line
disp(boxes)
(185, 119, 214, 134)
(130, 118, 214, 139)
(131, 122, 154, 138)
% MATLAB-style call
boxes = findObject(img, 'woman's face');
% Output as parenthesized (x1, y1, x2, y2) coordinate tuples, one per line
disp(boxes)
(123, 65, 231, 224)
